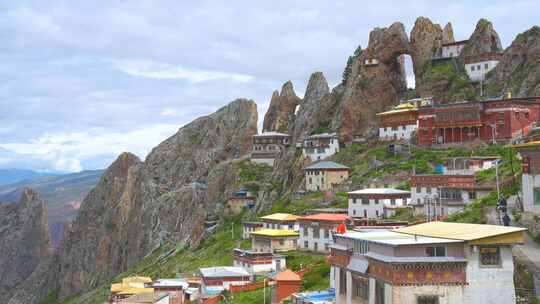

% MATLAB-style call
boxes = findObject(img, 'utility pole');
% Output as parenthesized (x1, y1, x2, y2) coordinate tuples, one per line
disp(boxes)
(263, 278, 266, 304)
(490, 123, 497, 145)
(495, 159, 501, 201)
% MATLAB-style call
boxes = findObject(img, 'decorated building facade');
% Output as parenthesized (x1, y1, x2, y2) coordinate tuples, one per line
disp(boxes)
(417, 96, 540, 146)
(250, 132, 291, 166)
(302, 132, 340, 161)
(328, 222, 526, 304)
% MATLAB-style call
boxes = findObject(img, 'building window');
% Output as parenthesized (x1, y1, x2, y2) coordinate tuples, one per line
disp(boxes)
(314, 242, 318, 251)
(324, 229, 330, 239)
(313, 228, 320, 239)
(304, 241, 308, 248)
(352, 276, 369, 300)
(499, 112, 505, 121)
(477, 64, 481, 70)
(363, 209, 367, 218)
(325, 243, 330, 251)
(375, 210, 379, 217)
(485, 63, 489, 69)
(353, 210, 356, 215)
(468, 191, 477, 200)
(426, 187, 431, 194)
(480, 246, 501, 266)
(534, 188, 540, 205)
(471, 66, 475, 71)
(426, 246, 446, 257)
(417, 295, 439, 304)
(303, 227, 308, 236)
(361, 198, 369, 205)
(374, 199, 379, 204)
(279, 239, 284, 245)
(390, 199, 396, 206)
(416, 187, 421, 193)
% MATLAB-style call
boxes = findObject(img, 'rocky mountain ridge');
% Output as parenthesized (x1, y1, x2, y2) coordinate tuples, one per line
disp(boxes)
(0, 189, 53, 303)
(6, 17, 540, 304)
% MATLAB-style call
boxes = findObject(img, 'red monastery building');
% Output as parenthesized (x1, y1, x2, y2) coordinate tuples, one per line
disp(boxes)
(417, 96, 540, 146)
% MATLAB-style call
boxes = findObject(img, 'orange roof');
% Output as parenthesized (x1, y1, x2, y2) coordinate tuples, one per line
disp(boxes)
(299, 213, 349, 222)
(276, 269, 301, 281)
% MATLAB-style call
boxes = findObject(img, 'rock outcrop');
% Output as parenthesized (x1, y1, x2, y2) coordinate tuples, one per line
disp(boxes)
(333, 22, 409, 142)
(442, 22, 455, 44)
(10, 99, 259, 303)
(486, 26, 540, 97)
(262, 81, 301, 133)
(462, 18, 502, 57)
(409, 17, 444, 97)
(0, 189, 53, 303)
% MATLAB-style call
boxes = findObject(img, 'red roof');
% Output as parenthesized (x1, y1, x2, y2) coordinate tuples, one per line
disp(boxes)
(276, 269, 301, 281)
(299, 213, 350, 222)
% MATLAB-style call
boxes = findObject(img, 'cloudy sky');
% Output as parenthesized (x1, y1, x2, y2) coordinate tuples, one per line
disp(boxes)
(1, 1, 537, 172)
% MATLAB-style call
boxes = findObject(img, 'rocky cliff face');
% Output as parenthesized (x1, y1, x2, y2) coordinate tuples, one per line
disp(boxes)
(410, 17, 443, 97)
(462, 18, 502, 57)
(10, 99, 258, 303)
(0, 189, 53, 303)
(442, 22, 455, 44)
(486, 26, 540, 97)
(262, 81, 301, 133)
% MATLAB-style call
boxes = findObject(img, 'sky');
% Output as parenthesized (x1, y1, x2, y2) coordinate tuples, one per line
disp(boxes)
(1, 1, 538, 173)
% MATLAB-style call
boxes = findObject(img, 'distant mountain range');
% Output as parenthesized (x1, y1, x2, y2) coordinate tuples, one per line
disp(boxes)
(0, 169, 104, 246)
(0, 168, 61, 186)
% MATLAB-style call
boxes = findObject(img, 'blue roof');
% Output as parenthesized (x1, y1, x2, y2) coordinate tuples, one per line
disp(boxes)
(293, 289, 335, 302)
(305, 161, 349, 170)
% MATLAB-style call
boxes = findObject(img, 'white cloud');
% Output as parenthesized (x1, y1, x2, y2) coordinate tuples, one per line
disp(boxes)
(113, 59, 254, 83)
(161, 108, 178, 116)
(0, 124, 180, 172)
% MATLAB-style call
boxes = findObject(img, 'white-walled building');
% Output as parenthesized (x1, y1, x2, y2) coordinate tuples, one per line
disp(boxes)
(302, 133, 340, 161)
(298, 213, 349, 253)
(514, 141, 540, 213)
(232, 248, 286, 275)
(328, 222, 526, 304)
(260, 213, 299, 230)
(242, 221, 263, 239)
(305, 161, 349, 192)
(199, 266, 252, 294)
(377, 103, 418, 141)
(250, 132, 291, 166)
(441, 40, 468, 58)
(348, 188, 410, 219)
(464, 53, 502, 82)
(410, 174, 495, 217)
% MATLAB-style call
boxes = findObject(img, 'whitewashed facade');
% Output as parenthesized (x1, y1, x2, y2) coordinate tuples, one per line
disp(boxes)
(465, 60, 500, 82)
(348, 188, 410, 219)
(441, 40, 467, 58)
(302, 133, 340, 161)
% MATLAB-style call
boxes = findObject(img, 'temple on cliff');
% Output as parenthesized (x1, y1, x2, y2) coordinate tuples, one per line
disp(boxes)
(417, 95, 540, 146)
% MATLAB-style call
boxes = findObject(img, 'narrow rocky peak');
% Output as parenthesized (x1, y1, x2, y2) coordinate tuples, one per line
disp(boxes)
(410, 16, 443, 95)
(0, 188, 52, 303)
(443, 22, 455, 43)
(462, 18, 502, 56)
(367, 22, 409, 63)
(262, 81, 301, 133)
(304, 72, 329, 102)
(486, 26, 540, 97)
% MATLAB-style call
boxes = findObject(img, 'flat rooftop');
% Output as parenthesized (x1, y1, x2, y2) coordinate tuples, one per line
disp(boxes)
(336, 230, 463, 246)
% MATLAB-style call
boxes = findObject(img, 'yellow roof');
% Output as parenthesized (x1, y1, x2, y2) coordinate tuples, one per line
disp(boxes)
(513, 141, 540, 149)
(251, 229, 299, 237)
(111, 276, 153, 293)
(122, 276, 152, 283)
(395, 222, 526, 245)
(376, 103, 417, 116)
(260, 213, 299, 222)
(116, 287, 154, 295)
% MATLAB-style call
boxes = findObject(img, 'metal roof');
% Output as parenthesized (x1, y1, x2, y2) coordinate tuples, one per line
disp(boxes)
(394, 222, 526, 243)
(152, 279, 189, 288)
(305, 161, 349, 170)
(306, 132, 338, 139)
(250, 229, 300, 237)
(348, 188, 410, 195)
(338, 230, 463, 246)
(200, 266, 250, 278)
